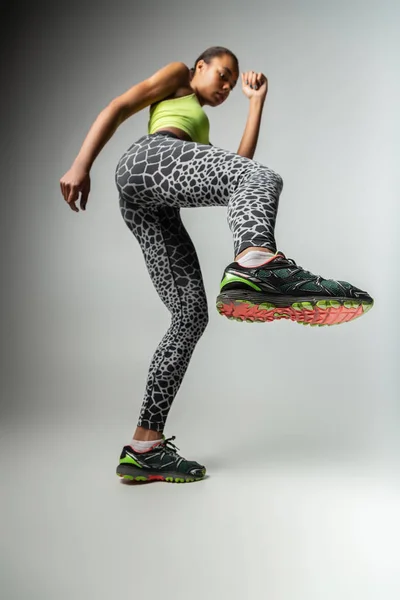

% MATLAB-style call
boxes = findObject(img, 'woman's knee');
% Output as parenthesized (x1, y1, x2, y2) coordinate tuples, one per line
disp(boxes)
(187, 309, 209, 338)
(173, 308, 209, 340)
(258, 165, 284, 191)
(197, 310, 209, 334)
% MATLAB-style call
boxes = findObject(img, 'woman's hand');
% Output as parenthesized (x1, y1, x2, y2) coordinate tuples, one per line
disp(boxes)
(241, 71, 268, 101)
(60, 163, 91, 213)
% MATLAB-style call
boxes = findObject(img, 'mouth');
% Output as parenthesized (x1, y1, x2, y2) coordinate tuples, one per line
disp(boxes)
(215, 92, 227, 103)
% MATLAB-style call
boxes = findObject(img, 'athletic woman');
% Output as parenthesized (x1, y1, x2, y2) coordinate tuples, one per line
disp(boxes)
(60, 47, 373, 483)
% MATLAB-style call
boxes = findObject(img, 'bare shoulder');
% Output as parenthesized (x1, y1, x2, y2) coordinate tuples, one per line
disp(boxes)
(149, 62, 193, 100)
(148, 61, 190, 83)
(110, 62, 191, 121)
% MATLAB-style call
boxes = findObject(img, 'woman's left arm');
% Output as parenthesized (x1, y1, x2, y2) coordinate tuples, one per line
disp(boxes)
(237, 71, 268, 159)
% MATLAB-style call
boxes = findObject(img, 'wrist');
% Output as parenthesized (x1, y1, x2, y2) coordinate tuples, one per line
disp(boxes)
(249, 96, 265, 108)
(73, 157, 91, 173)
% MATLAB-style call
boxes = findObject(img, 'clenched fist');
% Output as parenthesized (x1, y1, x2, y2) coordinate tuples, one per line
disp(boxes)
(241, 71, 268, 101)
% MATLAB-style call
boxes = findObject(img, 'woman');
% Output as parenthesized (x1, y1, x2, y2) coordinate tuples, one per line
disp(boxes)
(60, 46, 373, 483)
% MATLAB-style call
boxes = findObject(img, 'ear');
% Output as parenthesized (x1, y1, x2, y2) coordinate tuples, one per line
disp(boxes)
(196, 59, 205, 72)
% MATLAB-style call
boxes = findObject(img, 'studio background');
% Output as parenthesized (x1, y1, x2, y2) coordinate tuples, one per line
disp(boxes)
(1, 1, 399, 599)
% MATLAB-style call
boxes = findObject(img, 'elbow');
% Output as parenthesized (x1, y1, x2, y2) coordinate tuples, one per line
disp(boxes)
(107, 99, 129, 126)
(108, 80, 151, 124)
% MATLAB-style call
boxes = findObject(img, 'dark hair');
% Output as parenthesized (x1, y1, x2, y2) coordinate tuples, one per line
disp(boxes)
(192, 46, 239, 73)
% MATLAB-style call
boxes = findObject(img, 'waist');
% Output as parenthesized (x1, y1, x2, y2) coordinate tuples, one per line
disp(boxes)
(152, 130, 187, 140)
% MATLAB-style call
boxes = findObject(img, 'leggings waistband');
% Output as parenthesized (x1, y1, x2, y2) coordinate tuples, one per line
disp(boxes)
(150, 130, 181, 140)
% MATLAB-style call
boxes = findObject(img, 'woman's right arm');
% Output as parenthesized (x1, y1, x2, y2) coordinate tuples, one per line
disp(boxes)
(60, 62, 189, 212)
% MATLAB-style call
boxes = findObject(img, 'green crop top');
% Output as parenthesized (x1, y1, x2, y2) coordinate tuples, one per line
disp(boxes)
(148, 93, 210, 144)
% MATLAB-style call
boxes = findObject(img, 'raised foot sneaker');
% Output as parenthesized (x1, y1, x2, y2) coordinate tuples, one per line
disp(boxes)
(116, 436, 206, 483)
(216, 252, 374, 326)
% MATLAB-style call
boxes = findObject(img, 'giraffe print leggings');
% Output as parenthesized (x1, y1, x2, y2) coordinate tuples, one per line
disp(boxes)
(115, 131, 283, 432)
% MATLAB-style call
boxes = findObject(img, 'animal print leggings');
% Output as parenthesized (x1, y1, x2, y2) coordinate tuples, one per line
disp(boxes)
(115, 131, 283, 432)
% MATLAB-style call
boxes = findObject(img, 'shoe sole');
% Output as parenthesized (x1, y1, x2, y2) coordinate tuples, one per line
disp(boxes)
(216, 291, 373, 326)
(116, 464, 206, 483)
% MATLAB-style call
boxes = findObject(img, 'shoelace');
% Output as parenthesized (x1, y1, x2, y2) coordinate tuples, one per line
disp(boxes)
(160, 436, 188, 463)
(161, 435, 180, 454)
(277, 255, 322, 280)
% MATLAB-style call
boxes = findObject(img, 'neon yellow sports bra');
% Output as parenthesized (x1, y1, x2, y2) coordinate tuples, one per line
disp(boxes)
(148, 93, 210, 144)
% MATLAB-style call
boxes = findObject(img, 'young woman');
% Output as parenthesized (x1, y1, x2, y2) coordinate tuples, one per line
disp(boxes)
(60, 46, 373, 484)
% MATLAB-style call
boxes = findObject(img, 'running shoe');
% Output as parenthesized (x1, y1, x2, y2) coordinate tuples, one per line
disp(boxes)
(116, 436, 206, 483)
(216, 252, 373, 326)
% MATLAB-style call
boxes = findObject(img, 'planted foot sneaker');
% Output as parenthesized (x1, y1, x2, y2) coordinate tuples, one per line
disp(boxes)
(116, 436, 206, 483)
(216, 252, 373, 326)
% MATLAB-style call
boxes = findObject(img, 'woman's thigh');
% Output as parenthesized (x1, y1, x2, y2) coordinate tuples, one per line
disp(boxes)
(120, 197, 209, 328)
(115, 133, 268, 209)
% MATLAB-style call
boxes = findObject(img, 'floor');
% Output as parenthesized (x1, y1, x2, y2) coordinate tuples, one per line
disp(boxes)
(2, 387, 399, 600)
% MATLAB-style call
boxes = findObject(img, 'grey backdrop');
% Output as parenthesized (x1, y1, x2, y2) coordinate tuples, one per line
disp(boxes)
(1, 1, 399, 599)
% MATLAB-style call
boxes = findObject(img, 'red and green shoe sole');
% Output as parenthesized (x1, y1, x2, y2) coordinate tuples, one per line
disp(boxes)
(216, 292, 373, 326)
(116, 465, 206, 484)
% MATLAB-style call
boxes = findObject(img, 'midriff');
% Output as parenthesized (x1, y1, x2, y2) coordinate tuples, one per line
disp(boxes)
(154, 126, 192, 141)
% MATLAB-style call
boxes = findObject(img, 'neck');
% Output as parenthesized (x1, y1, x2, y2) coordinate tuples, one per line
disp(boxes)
(190, 81, 205, 106)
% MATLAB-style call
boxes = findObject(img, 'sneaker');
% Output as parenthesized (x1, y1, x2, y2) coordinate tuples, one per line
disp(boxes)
(216, 252, 373, 326)
(116, 436, 206, 483)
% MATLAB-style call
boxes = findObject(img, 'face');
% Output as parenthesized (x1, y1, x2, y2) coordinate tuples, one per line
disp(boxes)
(193, 54, 239, 106)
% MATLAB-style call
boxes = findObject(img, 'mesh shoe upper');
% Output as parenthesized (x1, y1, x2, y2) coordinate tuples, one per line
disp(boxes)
(221, 252, 372, 301)
(120, 436, 205, 477)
